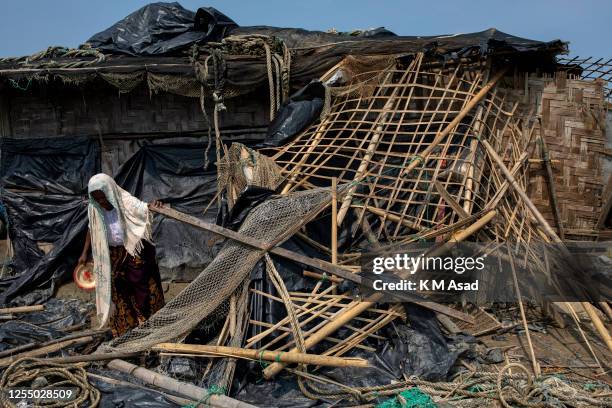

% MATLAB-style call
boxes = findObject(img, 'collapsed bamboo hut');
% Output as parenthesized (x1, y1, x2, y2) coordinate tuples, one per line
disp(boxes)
(0, 3, 610, 407)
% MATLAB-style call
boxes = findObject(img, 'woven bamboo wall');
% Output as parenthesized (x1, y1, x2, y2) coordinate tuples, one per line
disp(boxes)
(527, 73, 607, 239)
(3, 80, 269, 138)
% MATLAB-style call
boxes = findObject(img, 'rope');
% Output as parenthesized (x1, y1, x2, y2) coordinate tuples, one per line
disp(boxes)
(0, 357, 100, 408)
(263, 43, 276, 121)
(282, 42, 291, 103)
(8, 78, 32, 91)
(182, 384, 227, 408)
(0, 46, 106, 69)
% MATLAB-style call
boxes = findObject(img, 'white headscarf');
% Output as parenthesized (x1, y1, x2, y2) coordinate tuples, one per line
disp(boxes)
(87, 173, 152, 328)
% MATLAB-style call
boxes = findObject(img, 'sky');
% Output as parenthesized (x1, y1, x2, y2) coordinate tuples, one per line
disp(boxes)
(0, 0, 610, 58)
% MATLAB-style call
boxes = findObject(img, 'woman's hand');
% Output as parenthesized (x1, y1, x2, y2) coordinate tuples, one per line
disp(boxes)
(77, 253, 88, 265)
(148, 200, 164, 210)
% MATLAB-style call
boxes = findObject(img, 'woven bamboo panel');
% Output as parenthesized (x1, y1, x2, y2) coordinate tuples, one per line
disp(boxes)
(5, 81, 269, 138)
(528, 73, 607, 239)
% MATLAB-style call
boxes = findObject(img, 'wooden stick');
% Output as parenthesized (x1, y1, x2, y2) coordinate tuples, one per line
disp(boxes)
(150, 205, 358, 283)
(0, 336, 93, 367)
(107, 359, 258, 408)
(399, 68, 509, 177)
(0, 305, 44, 314)
(507, 243, 541, 376)
(153, 343, 370, 369)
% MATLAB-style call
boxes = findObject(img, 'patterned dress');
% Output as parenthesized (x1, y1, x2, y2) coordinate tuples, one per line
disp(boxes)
(108, 240, 165, 337)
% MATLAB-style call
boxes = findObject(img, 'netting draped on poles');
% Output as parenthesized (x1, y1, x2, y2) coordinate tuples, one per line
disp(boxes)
(101, 187, 332, 353)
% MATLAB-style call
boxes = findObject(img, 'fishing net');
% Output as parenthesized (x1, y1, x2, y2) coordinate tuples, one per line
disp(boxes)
(101, 186, 331, 353)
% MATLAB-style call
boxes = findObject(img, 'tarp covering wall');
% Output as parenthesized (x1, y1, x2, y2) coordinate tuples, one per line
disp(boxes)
(0, 137, 243, 306)
(114, 143, 220, 279)
(0, 137, 99, 305)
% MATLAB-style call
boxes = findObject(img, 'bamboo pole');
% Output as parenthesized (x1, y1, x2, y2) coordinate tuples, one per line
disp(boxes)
(539, 132, 565, 239)
(484, 152, 529, 211)
(87, 373, 197, 407)
(582, 302, 612, 351)
(507, 244, 541, 376)
(0, 336, 93, 367)
(107, 359, 258, 408)
(482, 140, 561, 242)
(45, 352, 140, 364)
(0, 305, 44, 314)
(331, 177, 338, 264)
(462, 105, 485, 215)
(434, 180, 469, 219)
(600, 302, 612, 321)
(336, 94, 398, 226)
(153, 344, 370, 369)
(399, 68, 509, 178)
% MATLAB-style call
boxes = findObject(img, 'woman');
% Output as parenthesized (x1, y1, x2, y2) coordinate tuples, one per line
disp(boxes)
(76, 173, 165, 337)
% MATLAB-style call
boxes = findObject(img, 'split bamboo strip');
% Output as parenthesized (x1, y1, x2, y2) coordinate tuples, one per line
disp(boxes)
(153, 344, 370, 369)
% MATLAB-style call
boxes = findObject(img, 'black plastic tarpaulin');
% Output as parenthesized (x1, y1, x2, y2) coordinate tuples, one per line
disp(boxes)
(114, 142, 220, 280)
(87, 2, 237, 56)
(263, 81, 325, 147)
(0, 137, 99, 306)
